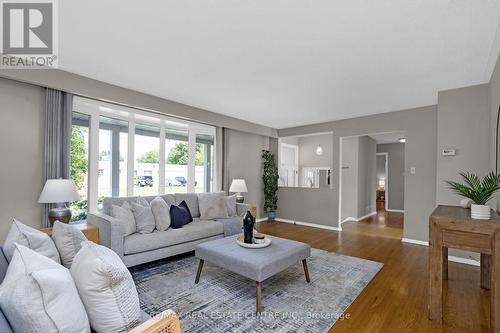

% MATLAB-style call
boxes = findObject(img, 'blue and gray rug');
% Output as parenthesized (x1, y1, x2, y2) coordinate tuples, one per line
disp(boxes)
(130, 249, 383, 333)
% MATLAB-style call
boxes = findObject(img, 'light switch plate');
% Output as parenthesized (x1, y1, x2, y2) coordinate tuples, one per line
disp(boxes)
(410, 167, 416, 174)
(442, 149, 456, 156)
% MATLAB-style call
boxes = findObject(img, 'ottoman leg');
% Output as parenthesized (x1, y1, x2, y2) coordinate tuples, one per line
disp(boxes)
(256, 281, 262, 313)
(195, 259, 204, 284)
(302, 259, 311, 283)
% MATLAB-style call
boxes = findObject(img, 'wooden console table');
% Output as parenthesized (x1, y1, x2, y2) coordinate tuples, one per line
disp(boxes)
(428, 205, 500, 332)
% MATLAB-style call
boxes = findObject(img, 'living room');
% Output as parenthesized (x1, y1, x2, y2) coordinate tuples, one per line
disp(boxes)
(1, 1, 500, 332)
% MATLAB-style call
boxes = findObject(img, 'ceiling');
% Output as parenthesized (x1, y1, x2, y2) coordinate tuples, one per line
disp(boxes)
(59, 1, 500, 129)
(369, 132, 406, 144)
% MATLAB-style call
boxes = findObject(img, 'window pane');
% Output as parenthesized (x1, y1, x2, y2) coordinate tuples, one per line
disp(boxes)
(99, 116, 129, 204)
(70, 112, 89, 222)
(165, 128, 189, 193)
(195, 133, 214, 192)
(135, 124, 160, 195)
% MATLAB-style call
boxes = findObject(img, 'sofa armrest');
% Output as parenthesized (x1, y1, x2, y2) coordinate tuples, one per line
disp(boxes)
(236, 203, 251, 216)
(128, 310, 180, 333)
(87, 212, 125, 258)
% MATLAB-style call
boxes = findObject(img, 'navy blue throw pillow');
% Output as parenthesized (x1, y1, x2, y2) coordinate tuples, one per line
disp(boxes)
(169, 200, 193, 228)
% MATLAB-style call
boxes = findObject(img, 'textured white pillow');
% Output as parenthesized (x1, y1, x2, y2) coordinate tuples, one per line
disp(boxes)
(0, 244, 90, 333)
(131, 199, 156, 234)
(71, 241, 141, 333)
(225, 194, 238, 217)
(150, 196, 171, 231)
(51, 221, 87, 268)
(198, 192, 229, 220)
(112, 201, 136, 236)
(3, 219, 60, 263)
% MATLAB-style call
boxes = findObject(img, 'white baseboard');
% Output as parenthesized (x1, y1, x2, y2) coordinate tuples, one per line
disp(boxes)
(255, 218, 267, 223)
(341, 211, 377, 224)
(401, 238, 480, 266)
(386, 209, 405, 213)
(275, 218, 342, 231)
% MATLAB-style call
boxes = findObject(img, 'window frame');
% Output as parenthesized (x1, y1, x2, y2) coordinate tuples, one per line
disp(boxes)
(73, 97, 218, 213)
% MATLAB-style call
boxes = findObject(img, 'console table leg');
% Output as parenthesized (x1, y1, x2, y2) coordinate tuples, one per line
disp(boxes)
(492, 232, 500, 333)
(481, 253, 491, 290)
(195, 259, 204, 284)
(256, 281, 262, 313)
(302, 259, 311, 283)
(443, 247, 448, 280)
(428, 222, 443, 323)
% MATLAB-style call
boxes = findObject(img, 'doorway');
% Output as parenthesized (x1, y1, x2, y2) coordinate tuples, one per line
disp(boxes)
(376, 152, 388, 212)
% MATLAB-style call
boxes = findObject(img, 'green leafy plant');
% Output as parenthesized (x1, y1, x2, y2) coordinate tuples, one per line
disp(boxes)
(446, 171, 500, 205)
(262, 150, 279, 212)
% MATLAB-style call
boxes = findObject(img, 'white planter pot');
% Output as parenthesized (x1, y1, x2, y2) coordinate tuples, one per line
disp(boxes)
(471, 204, 491, 220)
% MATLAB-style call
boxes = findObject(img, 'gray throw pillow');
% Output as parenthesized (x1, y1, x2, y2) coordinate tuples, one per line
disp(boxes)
(198, 192, 229, 220)
(130, 202, 156, 234)
(51, 221, 87, 268)
(3, 219, 60, 263)
(225, 194, 237, 217)
(111, 202, 136, 236)
(150, 197, 171, 231)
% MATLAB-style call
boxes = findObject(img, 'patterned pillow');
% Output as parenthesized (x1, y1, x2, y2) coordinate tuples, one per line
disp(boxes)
(198, 192, 229, 220)
(3, 219, 60, 263)
(51, 221, 87, 268)
(71, 241, 141, 333)
(0, 244, 90, 333)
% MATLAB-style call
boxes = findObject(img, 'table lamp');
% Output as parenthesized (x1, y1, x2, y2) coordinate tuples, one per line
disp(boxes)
(229, 179, 248, 203)
(38, 179, 80, 225)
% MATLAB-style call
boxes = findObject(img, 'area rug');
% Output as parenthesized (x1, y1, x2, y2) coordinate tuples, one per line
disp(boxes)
(130, 249, 383, 333)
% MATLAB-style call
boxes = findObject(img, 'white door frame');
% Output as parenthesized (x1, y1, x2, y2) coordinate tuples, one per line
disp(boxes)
(376, 152, 389, 211)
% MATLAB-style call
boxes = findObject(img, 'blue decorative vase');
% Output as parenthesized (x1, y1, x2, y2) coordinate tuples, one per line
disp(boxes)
(267, 210, 276, 220)
(243, 211, 254, 244)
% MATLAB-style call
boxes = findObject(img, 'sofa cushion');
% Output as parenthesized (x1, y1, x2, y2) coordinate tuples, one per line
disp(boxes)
(51, 221, 87, 268)
(130, 201, 156, 234)
(111, 201, 136, 236)
(198, 192, 229, 220)
(0, 244, 90, 333)
(175, 193, 200, 217)
(151, 196, 171, 231)
(123, 219, 223, 255)
(3, 219, 60, 263)
(71, 241, 141, 333)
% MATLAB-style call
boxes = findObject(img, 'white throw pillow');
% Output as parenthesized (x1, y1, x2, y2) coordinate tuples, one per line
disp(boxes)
(198, 192, 229, 220)
(112, 201, 136, 236)
(0, 244, 90, 333)
(51, 221, 87, 268)
(225, 194, 238, 217)
(71, 241, 141, 333)
(150, 196, 171, 231)
(3, 219, 60, 263)
(130, 201, 156, 234)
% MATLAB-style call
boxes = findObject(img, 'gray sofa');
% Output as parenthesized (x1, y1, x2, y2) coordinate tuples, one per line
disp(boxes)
(88, 193, 249, 267)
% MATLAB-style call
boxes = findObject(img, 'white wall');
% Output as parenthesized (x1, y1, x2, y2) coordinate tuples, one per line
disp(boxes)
(0, 78, 45, 241)
(357, 136, 376, 216)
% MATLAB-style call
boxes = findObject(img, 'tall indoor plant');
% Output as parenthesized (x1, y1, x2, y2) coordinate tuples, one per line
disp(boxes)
(446, 171, 500, 220)
(262, 150, 279, 220)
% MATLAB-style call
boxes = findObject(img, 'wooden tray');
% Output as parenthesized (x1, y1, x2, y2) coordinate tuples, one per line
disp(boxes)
(236, 234, 272, 249)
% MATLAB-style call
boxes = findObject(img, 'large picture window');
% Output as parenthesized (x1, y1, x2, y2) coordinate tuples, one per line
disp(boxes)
(71, 97, 217, 214)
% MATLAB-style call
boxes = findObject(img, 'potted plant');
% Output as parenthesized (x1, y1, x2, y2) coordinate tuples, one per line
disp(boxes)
(446, 171, 500, 220)
(261, 150, 279, 220)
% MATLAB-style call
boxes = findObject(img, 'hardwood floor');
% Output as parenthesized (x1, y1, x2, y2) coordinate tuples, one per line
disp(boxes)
(256, 211, 490, 332)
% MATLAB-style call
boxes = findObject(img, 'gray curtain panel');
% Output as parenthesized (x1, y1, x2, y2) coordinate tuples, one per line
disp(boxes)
(42, 89, 73, 227)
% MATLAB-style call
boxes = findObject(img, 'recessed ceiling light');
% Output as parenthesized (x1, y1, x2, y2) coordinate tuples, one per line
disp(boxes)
(398, 138, 406, 143)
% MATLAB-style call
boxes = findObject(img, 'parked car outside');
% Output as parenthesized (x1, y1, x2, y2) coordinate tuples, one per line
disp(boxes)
(174, 176, 197, 187)
(135, 175, 153, 187)
(166, 178, 182, 186)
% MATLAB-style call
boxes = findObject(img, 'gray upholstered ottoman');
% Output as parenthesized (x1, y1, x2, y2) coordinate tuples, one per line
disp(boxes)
(194, 235, 311, 312)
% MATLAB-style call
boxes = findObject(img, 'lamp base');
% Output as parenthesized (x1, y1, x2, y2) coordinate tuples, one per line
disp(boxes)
(236, 194, 245, 203)
(48, 205, 72, 226)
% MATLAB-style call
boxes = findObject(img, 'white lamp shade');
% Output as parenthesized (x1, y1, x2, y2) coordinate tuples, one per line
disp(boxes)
(38, 179, 80, 203)
(229, 179, 248, 193)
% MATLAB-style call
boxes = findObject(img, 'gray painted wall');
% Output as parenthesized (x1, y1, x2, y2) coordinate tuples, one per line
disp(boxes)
(298, 134, 333, 169)
(278, 105, 437, 242)
(357, 136, 376, 217)
(377, 143, 405, 211)
(491, 55, 500, 211)
(341, 136, 359, 220)
(0, 78, 45, 241)
(225, 129, 269, 218)
(437, 84, 491, 205)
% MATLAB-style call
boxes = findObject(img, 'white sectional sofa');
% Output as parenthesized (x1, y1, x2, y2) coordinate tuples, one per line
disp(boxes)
(88, 193, 249, 267)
